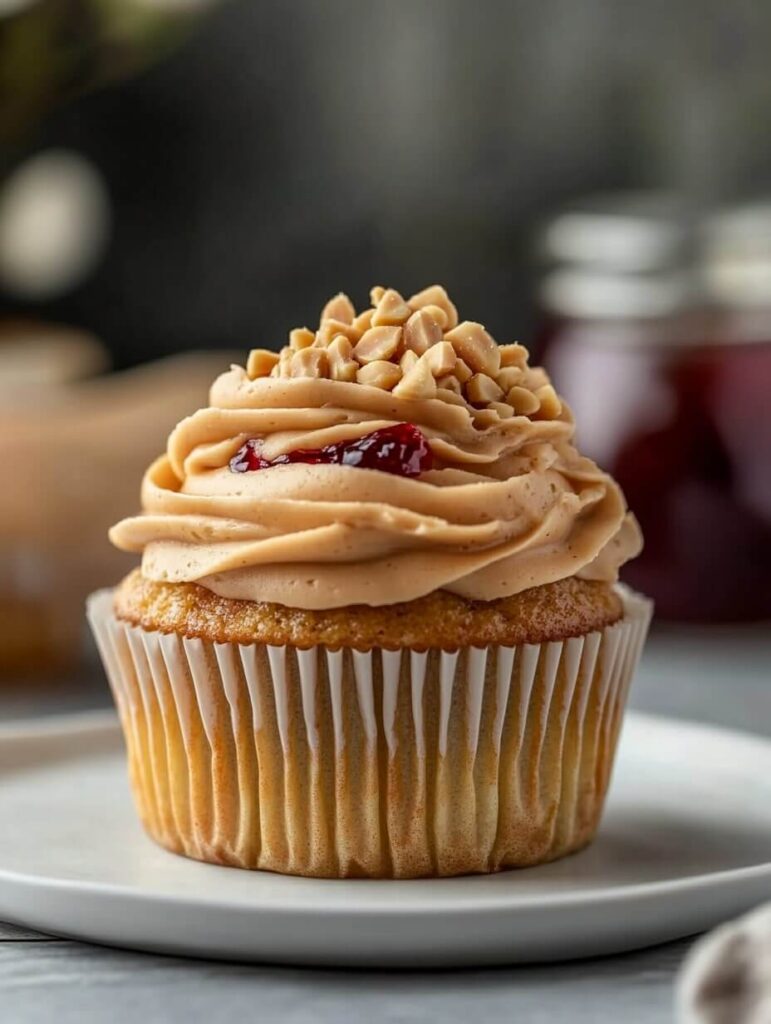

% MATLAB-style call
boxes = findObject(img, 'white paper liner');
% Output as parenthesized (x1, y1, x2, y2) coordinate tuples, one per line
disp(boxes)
(87, 586, 652, 878)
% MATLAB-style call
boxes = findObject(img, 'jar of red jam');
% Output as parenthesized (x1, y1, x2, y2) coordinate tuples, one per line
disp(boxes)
(536, 197, 771, 623)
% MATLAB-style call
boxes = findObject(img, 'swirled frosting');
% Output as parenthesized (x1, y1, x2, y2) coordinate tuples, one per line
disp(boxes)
(110, 285, 642, 608)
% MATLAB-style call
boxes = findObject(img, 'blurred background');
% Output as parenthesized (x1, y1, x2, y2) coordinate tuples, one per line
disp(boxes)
(0, 0, 769, 706)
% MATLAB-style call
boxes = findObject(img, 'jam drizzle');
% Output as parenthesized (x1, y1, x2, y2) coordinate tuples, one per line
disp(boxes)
(230, 423, 433, 478)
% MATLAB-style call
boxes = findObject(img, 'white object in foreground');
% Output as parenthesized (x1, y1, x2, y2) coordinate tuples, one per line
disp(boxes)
(678, 902, 771, 1024)
(0, 711, 769, 967)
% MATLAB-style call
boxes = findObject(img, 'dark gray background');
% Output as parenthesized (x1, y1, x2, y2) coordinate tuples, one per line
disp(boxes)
(7, 0, 771, 365)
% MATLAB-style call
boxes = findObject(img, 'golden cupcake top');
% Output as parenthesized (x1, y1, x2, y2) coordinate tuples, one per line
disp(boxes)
(110, 284, 642, 609)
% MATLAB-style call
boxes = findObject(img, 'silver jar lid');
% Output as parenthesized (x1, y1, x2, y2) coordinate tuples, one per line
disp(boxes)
(540, 191, 695, 274)
(702, 202, 771, 309)
(539, 267, 699, 321)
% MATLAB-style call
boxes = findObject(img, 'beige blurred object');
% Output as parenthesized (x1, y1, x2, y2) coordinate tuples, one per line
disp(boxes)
(677, 902, 771, 1024)
(0, 336, 236, 677)
(0, 319, 108, 388)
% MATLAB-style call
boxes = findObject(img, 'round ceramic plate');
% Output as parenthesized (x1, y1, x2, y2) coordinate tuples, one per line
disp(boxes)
(0, 711, 769, 967)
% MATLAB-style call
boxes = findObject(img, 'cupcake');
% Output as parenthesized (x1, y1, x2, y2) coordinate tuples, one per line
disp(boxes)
(88, 284, 651, 879)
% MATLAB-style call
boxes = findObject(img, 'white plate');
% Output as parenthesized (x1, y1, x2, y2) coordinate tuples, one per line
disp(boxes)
(0, 711, 769, 967)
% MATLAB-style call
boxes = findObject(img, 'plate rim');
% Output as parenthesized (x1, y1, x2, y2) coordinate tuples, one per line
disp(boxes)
(0, 707, 119, 742)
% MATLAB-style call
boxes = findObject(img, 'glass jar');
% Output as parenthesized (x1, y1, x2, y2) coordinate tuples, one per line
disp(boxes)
(536, 195, 771, 623)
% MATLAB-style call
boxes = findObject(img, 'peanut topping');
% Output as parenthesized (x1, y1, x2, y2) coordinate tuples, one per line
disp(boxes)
(524, 367, 550, 391)
(533, 384, 562, 420)
(327, 334, 353, 362)
(393, 357, 437, 400)
(351, 308, 374, 336)
(400, 349, 419, 374)
(327, 335, 358, 382)
(372, 288, 412, 327)
(444, 321, 500, 376)
(403, 309, 443, 355)
(435, 373, 461, 394)
(258, 284, 564, 429)
(356, 360, 402, 390)
(320, 292, 355, 325)
(420, 303, 449, 330)
(421, 340, 456, 377)
(507, 386, 540, 416)
(499, 343, 529, 368)
(329, 359, 357, 383)
(272, 349, 293, 378)
(496, 366, 524, 392)
(246, 348, 279, 379)
(354, 325, 402, 364)
(488, 400, 514, 419)
(289, 327, 315, 351)
(471, 408, 500, 429)
(466, 372, 504, 405)
(453, 358, 472, 384)
(436, 386, 466, 406)
(408, 285, 458, 330)
(290, 348, 328, 378)
(316, 319, 359, 345)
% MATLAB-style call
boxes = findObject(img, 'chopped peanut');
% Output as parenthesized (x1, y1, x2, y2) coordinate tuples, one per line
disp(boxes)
(316, 319, 359, 345)
(356, 360, 402, 390)
(488, 400, 514, 419)
(466, 372, 504, 405)
(274, 349, 293, 377)
(524, 367, 550, 391)
(507, 385, 541, 416)
(472, 408, 501, 429)
(444, 321, 500, 376)
(327, 335, 358, 382)
(354, 325, 402, 364)
(436, 386, 466, 407)
(351, 308, 374, 336)
(321, 292, 355, 325)
(453, 358, 472, 384)
(420, 303, 449, 330)
(393, 357, 437, 400)
(403, 309, 443, 355)
(436, 373, 461, 394)
(289, 327, 316, 351)
(533, 384, 562, 420)
(328, 334, 353, 360)
(499, 343, 529, 368)
(329, 359, 358, 383)
(400, 349, 419, 374)
(370, 285, 386, 306)
(372, 288, 412, 327)
(496, 366, 524, 392)
(290, 348, 328, 378)
(421, 340, 456, 377)
(246, 348, 279, 379)
(408, 284, 458, 330)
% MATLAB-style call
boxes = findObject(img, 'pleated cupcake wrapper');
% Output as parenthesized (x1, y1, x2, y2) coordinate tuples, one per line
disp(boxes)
(87, 586, 652, 878)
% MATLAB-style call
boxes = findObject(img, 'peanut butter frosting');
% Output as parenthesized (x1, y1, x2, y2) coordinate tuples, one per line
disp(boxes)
(110, 285, 642, 609)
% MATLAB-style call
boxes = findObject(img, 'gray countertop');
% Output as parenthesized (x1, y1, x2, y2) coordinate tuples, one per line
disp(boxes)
(1, 621, 769, 1024)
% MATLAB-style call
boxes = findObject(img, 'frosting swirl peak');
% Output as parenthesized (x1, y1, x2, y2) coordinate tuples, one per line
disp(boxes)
(110, 285, 642, 608)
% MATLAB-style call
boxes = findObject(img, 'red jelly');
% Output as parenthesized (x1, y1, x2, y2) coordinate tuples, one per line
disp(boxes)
(230, 423, 433, 477)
